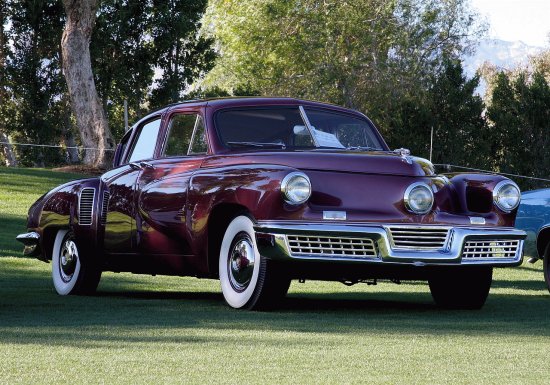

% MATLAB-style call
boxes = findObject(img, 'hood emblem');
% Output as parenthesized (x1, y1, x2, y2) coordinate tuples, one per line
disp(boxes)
(394, 148, 413, 164)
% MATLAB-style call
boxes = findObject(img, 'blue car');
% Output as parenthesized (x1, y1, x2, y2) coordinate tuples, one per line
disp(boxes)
(516, 188, 550, 292)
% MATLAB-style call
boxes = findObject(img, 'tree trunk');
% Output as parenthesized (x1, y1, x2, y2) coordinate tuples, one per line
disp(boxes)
(0, 2, 16, 167)
(0, 131, 17, 167)
(61, 0, 114, 168)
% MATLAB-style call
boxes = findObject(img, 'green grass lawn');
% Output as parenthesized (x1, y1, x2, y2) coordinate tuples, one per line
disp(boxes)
(0, 167, 549, 384)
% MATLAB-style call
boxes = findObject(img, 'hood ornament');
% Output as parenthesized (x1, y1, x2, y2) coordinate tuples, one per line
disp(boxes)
(394, 148, 413, 164)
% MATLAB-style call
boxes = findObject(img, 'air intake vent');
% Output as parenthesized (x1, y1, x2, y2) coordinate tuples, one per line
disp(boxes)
(463, 240, 520, 259)
(79, 188, 95, 225)
(286, 235, 378, 259)
(387, 226, 450, 250)
(100, 191, 110, 225)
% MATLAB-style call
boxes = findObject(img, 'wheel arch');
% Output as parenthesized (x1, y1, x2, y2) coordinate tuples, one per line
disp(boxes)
(207, 203, 252, 276)
(536, 225, 550, 259)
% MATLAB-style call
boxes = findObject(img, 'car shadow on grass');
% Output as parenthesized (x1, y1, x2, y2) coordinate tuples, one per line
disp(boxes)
(2, 260, 550, 349)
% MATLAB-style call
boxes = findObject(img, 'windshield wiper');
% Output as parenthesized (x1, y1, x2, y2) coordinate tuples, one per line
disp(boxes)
(227, 141, 286, 149)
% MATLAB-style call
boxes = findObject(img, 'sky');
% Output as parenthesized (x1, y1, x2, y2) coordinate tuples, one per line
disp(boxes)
(471, 0, 550, 47)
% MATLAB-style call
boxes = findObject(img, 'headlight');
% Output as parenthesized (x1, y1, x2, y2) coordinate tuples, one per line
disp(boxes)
(404, 182, 434, 214)
(493, 180, 520, 212)
(281, 172, 311, 204)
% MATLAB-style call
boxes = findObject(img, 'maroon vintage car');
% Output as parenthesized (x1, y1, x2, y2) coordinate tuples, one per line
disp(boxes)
(17, 97, 526, 310)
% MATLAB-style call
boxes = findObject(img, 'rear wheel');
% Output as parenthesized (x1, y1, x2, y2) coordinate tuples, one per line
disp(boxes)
(429, 267, 493, 309)
(52, 230, 101, 295)
(219, 215, 290, 310)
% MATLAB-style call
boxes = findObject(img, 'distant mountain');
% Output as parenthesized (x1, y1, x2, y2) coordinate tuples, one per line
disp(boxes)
(463, 38, 544, 78)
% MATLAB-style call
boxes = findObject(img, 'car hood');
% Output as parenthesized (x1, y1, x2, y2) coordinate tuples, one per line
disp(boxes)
(203, 150, 435, 177)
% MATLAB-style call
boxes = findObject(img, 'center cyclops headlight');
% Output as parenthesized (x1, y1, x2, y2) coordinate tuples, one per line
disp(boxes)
(493, 180, 521, 212)
(404, 182, 434, 214)
(281, 172, 311, 205)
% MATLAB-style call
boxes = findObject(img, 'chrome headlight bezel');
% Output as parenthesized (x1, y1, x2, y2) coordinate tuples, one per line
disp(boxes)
(493, 180, 521, 212)
(404, 182, 434, 214)
(281, 172, 312, 205)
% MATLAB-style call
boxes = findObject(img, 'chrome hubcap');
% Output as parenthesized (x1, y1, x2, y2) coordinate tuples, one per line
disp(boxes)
(59, 239, 78, 283)
(228, 233, 256, 292)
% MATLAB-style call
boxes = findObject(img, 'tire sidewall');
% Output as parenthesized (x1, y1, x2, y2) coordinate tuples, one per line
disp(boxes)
(52, 229, 81, 295)
(219, 216, 261, 309)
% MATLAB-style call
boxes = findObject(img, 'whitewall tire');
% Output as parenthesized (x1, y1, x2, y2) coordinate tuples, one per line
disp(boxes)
(219, 216, 261, 308)
(219, 215, 291, 310)
(51, 229, 101, 295)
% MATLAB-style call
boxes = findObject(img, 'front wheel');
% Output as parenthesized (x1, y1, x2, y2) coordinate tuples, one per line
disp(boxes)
(219, 215, 290, 310)
(428, 267, 493, 309)
(52, 230, 101, 295)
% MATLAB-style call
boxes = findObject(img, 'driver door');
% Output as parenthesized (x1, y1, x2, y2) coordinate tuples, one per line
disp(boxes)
(102, 117, 162, 254)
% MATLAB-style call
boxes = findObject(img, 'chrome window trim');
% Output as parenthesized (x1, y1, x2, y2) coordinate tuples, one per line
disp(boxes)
(298, 105, 320, 147)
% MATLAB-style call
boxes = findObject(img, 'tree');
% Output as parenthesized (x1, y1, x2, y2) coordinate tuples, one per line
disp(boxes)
(383, 58, 489, 165)
(486, 68, 550, 189)
(201, 0, 485, 134)
(6, 0, 66, 167)
(148, 0, 215, 108)
(0, 1, 16, 166)
(61, 0, 114, 168)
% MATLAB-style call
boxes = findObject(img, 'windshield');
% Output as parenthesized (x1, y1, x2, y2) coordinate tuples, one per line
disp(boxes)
(215, 107, 384, 150)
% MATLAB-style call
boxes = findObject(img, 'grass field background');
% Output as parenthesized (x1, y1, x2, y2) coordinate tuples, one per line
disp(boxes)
(0, 167, 549, 384)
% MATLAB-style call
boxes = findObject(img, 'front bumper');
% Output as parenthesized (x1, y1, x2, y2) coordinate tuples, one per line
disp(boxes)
(254, 221, 526, 267)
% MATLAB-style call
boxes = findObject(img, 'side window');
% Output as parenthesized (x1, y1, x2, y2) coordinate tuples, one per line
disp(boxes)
(189, 115, 208, 154)
(127, 118, 161, 163)
(164, 114, 198, 157)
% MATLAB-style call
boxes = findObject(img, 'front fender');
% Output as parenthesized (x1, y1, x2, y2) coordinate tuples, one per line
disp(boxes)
(445, 173, 519, 226)
(186, 164, 302, 270)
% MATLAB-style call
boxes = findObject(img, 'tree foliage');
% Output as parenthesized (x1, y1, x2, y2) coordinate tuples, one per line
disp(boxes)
(0, 0, 213, 166)
(487, 62, 550, 188)
(4, 0, 66, 166)
(202, 0, 485, 127)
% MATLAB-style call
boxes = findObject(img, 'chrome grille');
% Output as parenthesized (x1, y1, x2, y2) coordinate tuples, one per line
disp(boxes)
(387, 226, 450, 250)
(287, 235, 378, 259)
(100, 191, 110, 225)
(79, 188, 95, 225)
(463, 240, 520, 259)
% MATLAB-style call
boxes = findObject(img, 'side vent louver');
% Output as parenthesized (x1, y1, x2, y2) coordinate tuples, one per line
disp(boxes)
(79, 188, 95, 225)
(100, 191, 110, 225)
